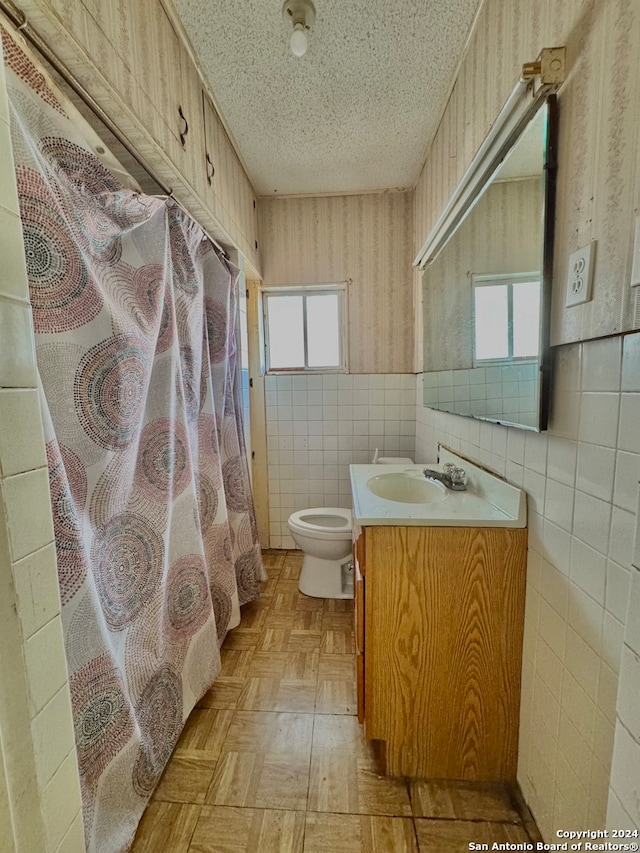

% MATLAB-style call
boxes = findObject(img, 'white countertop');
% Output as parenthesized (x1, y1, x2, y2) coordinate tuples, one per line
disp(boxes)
(350, 448, 527, 528)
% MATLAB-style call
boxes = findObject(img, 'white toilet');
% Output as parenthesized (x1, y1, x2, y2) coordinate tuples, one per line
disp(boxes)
(287, 455, 414, 599)
(287, 508, 354, 599)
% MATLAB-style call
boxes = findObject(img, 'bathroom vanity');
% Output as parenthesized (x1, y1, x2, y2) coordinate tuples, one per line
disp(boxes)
(350, 449, 527, 782)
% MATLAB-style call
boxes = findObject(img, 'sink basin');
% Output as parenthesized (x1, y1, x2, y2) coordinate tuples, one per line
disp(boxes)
(351, 453, 526, 527)
(366, 473, 448, 504)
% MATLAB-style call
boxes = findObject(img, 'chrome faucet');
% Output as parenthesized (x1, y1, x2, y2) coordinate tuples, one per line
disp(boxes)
(423, 463, 467, 491)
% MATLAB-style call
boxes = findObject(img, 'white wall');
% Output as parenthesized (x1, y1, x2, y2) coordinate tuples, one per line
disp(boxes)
(0, 38, 84, 853)
(265, 373, 416, 548)
(416, 331, 640, 836)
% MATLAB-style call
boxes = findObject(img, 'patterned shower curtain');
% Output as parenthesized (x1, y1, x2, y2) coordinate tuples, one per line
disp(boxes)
(3, 28, 265, 853)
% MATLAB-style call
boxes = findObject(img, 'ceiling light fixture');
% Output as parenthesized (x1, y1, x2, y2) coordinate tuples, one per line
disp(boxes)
(282, 0, 315, 58)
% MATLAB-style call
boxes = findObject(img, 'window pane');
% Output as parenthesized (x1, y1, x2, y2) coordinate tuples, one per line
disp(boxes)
(512, 280, 540, 357)
(267, 295, 305, 368)
(306, 293, 341, 368)
(474, 285, 509, 360)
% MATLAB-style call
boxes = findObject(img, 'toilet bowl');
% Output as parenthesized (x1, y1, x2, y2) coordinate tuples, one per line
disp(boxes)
(287, 508, 354, 599)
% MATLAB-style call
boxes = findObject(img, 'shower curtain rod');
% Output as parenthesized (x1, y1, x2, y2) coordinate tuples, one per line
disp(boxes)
(0, 0, 230, 260)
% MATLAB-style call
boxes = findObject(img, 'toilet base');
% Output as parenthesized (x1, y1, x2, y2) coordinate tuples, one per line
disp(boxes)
(298, 554, 354, 599)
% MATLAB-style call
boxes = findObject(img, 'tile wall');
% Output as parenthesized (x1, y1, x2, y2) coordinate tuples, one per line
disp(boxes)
(423, 361, 538, 428)
(265, 373, 416, 548)
(415, 333, 640, 838)
(0, 46, 84, 853)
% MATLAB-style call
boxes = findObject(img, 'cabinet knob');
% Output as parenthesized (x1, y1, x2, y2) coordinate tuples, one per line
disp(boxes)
(206, 152, 215, 185)
(178, 105, 189, 148)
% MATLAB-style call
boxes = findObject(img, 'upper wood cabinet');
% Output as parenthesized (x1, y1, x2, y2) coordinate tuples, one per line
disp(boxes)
(18, 0, 261, 276)
(203, 92, 258, 268)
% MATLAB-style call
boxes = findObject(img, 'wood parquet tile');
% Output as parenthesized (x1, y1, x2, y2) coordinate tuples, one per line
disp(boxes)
(190, 806, 305, 853)
(131, 549, 541, 853)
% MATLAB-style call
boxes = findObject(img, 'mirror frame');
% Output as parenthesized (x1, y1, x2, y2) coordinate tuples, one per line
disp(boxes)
(415, 80, 559, 431)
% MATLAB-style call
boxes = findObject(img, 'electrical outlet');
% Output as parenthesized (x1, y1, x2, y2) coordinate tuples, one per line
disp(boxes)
(565, 242, 595, 307)
(630, 215, 640, 287)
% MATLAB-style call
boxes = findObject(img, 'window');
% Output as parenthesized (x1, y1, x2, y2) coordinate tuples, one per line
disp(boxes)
(473, 273, 540, 363)
(262, 285, 347, 373)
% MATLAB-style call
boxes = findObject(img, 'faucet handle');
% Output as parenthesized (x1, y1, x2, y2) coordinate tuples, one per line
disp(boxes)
(442, 462, 457, 474)
(450, 466, 467, 486)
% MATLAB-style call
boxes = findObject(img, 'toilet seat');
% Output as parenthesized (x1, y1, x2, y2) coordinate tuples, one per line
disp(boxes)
(287, 507, 352, 541)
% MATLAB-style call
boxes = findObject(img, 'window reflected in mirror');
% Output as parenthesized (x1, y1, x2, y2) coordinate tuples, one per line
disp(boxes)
(473, 274, 541, 362)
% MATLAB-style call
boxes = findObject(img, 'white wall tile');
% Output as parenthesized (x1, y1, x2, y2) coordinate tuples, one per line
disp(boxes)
(602, 613, 625, 675)
(621, 334, 640, 392)
(0, 208, 30, 302)
(0, 299, 38, 388)
(524, 431, 548, 475)
(616, 645, 640, 744)
(54, 810, 86, 853)
(544, 479, 574, 532)
(542, 520, 571, 571)
(546, 437, 578, 487)
(41, 750, 83, 852)
(12, 543, 61, 639)
(1, 468, 55, 562)
(570, 538, 607, 604)
(573, 491, 612, 556)
(613, 451, 640, 512)
(581, 337, 622, 392)
(593, 708, 616, 771)
(536, 638, 563, 700)
(553, 750, 589, 828)
(608, 723, 640, 827)
(0, 389, 47, 478)
(576, 443, 616, 503)
(24, 617, 68, 716)
(31, 685, 76, 789)
(565, 627, 600, 701)
(0, 121, 19, 214)
(598, 661, 619, 725)
(538, 599, 566, 659)
(625, 569, 640, 656)
(606, 789, 637, 832)
(540, 559, 570, 617)
(609, 507, 636, 569)
(558, 710, 593, 790)
(579, 393, 621, 448)
(562, 670, 596, 744)
(618, 394, 640, 454)
(567, 584, 603, 660)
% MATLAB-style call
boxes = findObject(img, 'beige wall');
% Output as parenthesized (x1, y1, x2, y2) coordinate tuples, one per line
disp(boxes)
(258, 191, 414, 374)
(415, 0, 640, 350)
(0, 41, 84, 853)
(414, 0, 640, 837)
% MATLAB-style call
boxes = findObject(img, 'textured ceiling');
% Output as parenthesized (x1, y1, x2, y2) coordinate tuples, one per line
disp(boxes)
(171, 0, 483, 197)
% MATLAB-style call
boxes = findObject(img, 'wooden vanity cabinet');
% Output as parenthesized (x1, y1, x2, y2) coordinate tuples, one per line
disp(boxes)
(354, 524, 527, 782)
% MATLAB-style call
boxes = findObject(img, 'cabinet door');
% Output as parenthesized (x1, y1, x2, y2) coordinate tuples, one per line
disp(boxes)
(176, 40, 206, 192)
(355, 559, 365, 724)
(364, 525, 526, 781)
(202, 93, 230, 230)
(202, 94, 259, 265)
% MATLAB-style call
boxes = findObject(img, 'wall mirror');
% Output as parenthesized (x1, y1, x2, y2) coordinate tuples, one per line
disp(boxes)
(416, 82, 559, 431)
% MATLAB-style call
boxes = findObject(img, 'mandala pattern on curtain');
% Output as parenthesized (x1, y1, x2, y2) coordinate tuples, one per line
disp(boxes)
(3, 27, 265, 853)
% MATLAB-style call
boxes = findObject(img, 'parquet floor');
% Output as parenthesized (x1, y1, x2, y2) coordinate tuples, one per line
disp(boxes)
(131, 550, 540, 852)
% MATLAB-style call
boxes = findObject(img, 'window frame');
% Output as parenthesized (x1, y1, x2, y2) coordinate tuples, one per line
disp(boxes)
(261, 283, 349, 374)
(471, 271, 541, 366)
